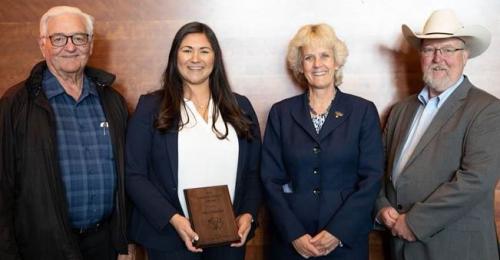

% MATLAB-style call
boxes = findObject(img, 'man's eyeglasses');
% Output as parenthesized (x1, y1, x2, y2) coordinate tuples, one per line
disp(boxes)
(46, 33, 90, 47)
(420, 47, 465, 57)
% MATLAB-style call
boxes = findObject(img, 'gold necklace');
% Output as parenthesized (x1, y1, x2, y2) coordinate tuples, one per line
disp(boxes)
(309, 102, 332, 116)
(196, 104, 208, 116)
(308, 90, 336, 116)
(192, 98, 210, 116)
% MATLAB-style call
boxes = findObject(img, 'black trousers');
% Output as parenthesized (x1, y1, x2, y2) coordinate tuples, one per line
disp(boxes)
(74, 222, 117, 260)
(147, 245, 245, 260)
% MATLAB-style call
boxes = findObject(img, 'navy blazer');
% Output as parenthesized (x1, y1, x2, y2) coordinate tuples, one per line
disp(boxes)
(125, 91, 262, 250)
(261, 90, 383, 259)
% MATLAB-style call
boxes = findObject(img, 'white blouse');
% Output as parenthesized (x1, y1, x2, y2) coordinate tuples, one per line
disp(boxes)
(177, 98, 239, 218)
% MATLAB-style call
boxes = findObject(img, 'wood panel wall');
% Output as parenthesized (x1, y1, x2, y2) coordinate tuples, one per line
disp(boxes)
(1, 1, 499, 259)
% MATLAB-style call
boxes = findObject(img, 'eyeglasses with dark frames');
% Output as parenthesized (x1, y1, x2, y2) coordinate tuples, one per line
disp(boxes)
(420, 47, 465, 57)
(46, 33, 90, 47)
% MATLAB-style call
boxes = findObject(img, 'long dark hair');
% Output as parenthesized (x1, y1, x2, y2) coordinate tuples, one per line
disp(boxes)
(155, 21, 252, 139)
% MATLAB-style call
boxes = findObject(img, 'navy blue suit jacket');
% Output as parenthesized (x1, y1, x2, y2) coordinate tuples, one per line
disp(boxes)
(125, 91, 262, 251)
(261, 90, 383, 259)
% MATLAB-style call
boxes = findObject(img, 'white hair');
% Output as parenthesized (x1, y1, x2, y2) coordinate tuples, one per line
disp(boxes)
(39, 6, 94, 36)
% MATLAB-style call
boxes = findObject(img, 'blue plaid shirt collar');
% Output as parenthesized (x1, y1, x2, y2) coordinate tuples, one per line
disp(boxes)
(43, 69, 98, 102)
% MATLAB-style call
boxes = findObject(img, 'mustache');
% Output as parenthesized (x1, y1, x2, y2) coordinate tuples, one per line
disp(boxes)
(426, 64, 449, 71)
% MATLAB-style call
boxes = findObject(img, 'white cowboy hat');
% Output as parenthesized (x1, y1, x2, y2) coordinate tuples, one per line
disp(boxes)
(402, 9, 491, 58)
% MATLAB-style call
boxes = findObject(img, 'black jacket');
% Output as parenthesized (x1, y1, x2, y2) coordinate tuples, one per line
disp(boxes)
(0, 61, 128, 260)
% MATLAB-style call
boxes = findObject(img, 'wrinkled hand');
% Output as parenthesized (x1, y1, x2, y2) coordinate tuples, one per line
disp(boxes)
(391, 214, 416, 242)
(170, 214, 203, 253)
(231, 213, 253, 247)
(117, 244, 136, 260)
(378, 206, 399, 229)
(292, 234, 322, 258)
(310, 230, 340, 256)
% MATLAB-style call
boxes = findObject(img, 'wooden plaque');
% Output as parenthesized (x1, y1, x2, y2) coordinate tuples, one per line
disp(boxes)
(183, 185, 240, 248)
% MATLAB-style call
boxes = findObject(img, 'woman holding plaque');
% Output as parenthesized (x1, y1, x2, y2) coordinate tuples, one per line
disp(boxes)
(261, 24, 384, 259)
(125, 22, 262, 260)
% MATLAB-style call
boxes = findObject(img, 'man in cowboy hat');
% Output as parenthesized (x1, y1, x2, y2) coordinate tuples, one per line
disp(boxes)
(376, 9, 500, 259)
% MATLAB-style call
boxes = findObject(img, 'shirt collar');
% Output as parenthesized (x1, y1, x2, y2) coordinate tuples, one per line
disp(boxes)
(418, 75, 464, 108)
(42, 69, 98, 100)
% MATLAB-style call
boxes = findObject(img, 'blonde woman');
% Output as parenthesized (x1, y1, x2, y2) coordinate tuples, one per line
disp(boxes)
(261, 24, 383, 259)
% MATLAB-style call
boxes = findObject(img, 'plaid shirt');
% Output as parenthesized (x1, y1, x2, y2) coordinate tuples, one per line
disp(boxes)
(42, 70, 116, 228)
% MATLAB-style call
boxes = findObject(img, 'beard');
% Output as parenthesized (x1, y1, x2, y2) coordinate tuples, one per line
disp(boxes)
(422, 65, 453, 94)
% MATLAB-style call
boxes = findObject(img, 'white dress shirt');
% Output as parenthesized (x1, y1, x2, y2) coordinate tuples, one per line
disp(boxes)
(177, 98, 239, 218)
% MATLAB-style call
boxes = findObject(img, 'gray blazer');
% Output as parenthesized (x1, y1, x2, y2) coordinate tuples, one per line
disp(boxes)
(376, 76, 500, 260)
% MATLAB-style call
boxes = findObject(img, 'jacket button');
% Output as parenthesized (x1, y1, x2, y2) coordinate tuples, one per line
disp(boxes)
(313, 168, 319, 175)
(313, 146, 321, 154)
(313, 188, 321, 195)
(397, 204, 403, 210)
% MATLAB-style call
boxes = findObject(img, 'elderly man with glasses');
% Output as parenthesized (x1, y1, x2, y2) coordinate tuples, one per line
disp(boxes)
(375, 9, 500, 260)
(0, 6, 132, 260)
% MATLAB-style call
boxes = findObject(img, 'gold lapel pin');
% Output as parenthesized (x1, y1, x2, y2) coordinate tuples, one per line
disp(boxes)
(335, 111, 343, 118)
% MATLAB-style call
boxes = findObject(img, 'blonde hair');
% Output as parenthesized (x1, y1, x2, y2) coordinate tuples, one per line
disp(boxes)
(287, 23, 348, 87)
(40, 6, 94, 36)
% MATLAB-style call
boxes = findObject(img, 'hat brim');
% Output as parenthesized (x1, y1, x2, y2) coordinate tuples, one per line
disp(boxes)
(402, 24, 491, 58)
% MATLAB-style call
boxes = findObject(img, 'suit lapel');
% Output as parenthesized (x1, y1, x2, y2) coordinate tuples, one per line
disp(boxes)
(318, 90, 351, 141)
(234, 136, 247, 204)
(402, 79, 471, 173)
(389, 99, 420, 172)
(290, 93, 320, 143)
(164, 130, 179, 186)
